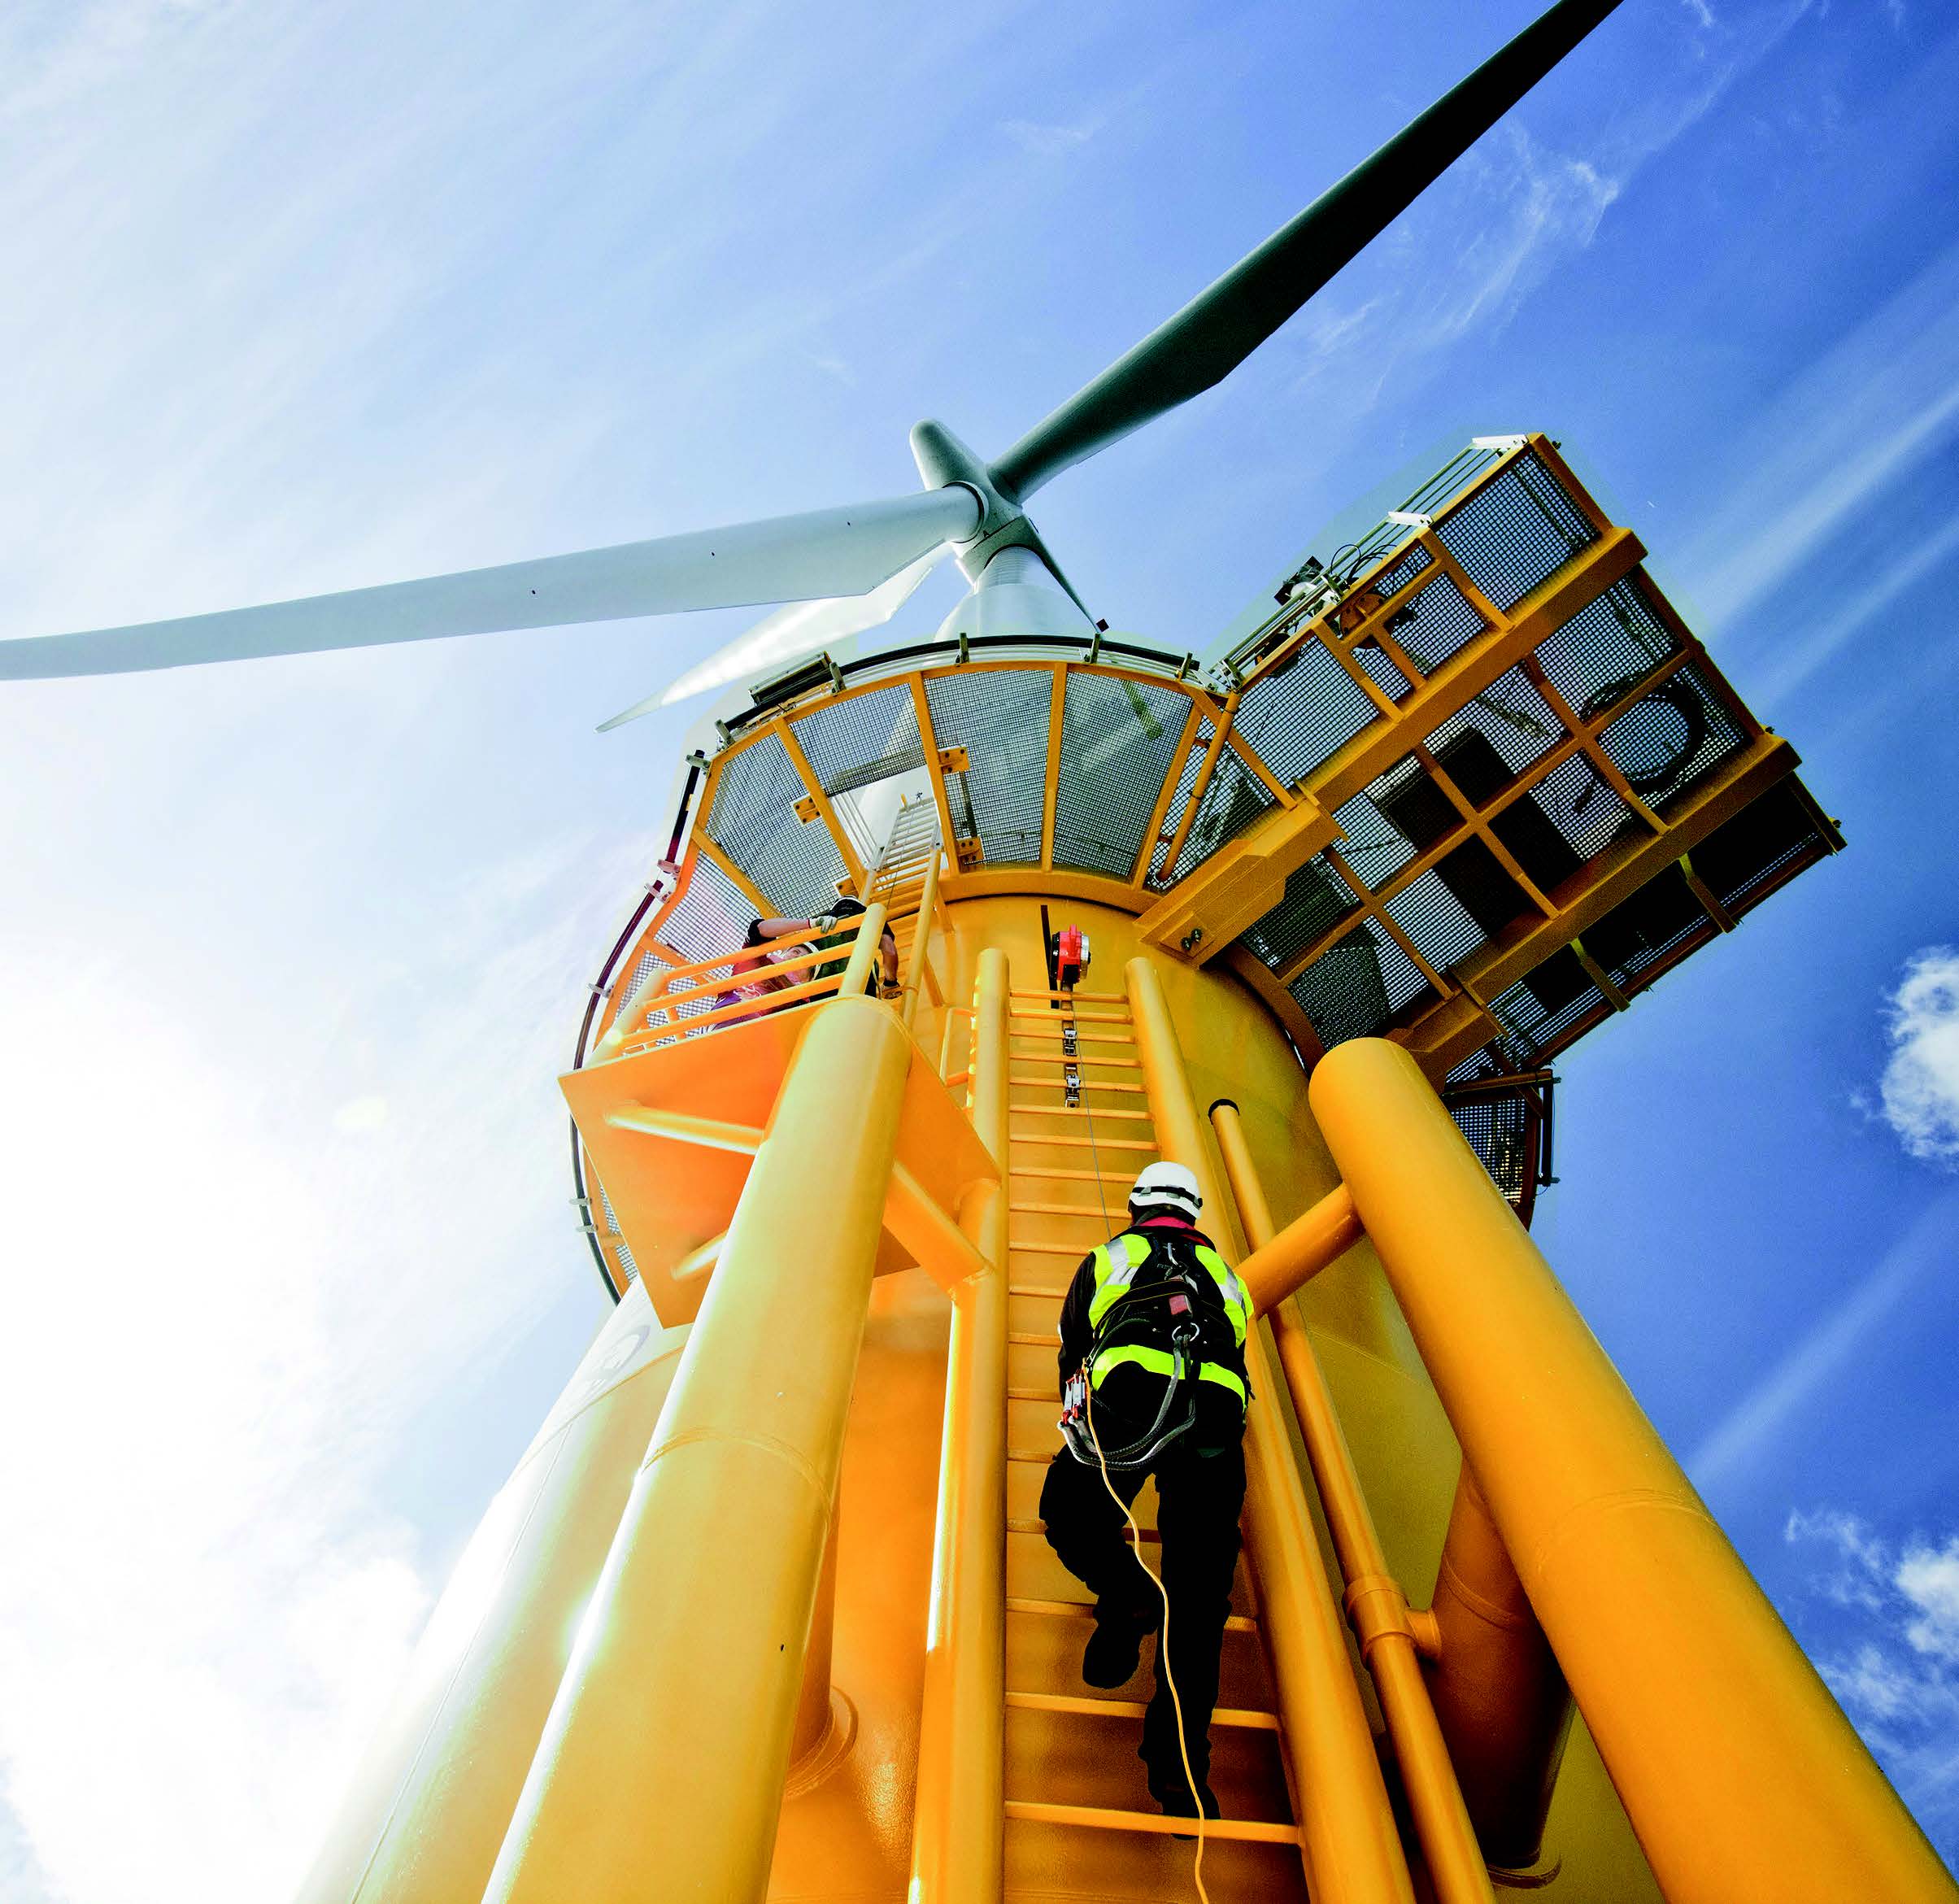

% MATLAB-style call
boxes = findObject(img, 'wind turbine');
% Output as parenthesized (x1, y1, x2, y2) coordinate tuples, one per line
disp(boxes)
(0, 0, 1627, 716)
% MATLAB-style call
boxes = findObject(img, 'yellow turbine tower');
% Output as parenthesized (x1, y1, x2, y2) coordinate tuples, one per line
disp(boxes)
(293, 438, 1952, 1903)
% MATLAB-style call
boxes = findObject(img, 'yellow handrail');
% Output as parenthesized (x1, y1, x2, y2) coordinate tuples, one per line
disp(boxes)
(1310, 1038, 1959, 1904)
(909, 947, 1009, 1902)
(598, 914, 877, 1057)
(482, 998, 915, 1904)
(899, 854, 942, 1031)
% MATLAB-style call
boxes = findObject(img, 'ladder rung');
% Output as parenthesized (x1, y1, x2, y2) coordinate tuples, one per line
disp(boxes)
(1009, 1103, 1152, 1120)
(1009, 1074, 1147, 1094)
(1008, 1517, 1160, 1542)
(1009, 1050, 1143, 1070)
(1009, 1331, 1055, 1345)
(1009, 1446, 1057, 1464)
(1007, 1595, 1258, 1634)
(1008, 1283, 1069, 1298)
(1010, 1008, 1131, 1026)
(1010, 1200, 1116, 1218)
(1003, 1799, 1298, 1845)
(1008, 1133, 1158, 1152)
(1010, 1165, 1135, 1186)
(1008, 1240, 1090, 1258)
(1008, 1387, 1054, 1401)
(1006, 1690, 1280, 1731)
(1010, 988, 1128, 1003)
(1011, 1024, 1135, 1047)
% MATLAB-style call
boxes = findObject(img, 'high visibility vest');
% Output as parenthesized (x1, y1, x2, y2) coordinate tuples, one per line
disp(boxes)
(1082, 1230, 1250, 1409)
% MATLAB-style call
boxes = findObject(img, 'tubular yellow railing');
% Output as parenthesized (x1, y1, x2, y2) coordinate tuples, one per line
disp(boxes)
(1305, 1038, 1959, 1904)
(594, 907, 887, 1059)
(910, 947, 1010, 1902)
(1125, 953, 1416, 1904)
(481, 996, 915, 1904)
(1209, 1100, 1494, 1904)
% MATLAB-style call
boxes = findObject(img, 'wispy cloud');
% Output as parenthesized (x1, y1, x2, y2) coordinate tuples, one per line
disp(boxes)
(1786, 1510, 1959, 1854)
(1864, 948, 1959, 1166)
(1689, 1192, 1959, 1492)
(1679, 231, 1959, 686)
(999, 116, 1097, 156)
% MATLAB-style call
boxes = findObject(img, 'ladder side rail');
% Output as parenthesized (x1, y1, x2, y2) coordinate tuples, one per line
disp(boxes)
(910, 948, 1012, 1902)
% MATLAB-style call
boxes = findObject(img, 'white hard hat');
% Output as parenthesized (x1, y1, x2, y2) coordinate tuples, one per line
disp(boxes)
(1129, 1161, 1202, 1221)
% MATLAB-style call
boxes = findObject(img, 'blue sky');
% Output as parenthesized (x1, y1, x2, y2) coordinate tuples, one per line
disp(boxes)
(2, 0, 1956, 1896)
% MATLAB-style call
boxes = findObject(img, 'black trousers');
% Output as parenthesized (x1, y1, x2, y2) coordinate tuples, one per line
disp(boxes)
(1039, 1418, 1247, 1789)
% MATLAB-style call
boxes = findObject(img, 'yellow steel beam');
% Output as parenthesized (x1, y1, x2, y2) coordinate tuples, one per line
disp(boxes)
(1131, 699, 1204, 884)
(910, 948, 1010, 1903)
(909, 672, 962, 868)
(1155, 696, 1238, 883)
(1040, 664, 1069, 869)
(694, 829, 774, 917)
(780, 717, 867, 896)
(481, 996, 912, 1904)
(1125, 953, 1414, 1904)
(1310, 1039, 1959, 1904)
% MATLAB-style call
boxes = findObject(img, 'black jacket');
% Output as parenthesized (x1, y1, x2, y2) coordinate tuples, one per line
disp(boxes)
(1056, 1221, 1233, 1388)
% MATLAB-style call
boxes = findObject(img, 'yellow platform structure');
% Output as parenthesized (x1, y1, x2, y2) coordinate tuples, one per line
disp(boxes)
(294, 438, 1955, 1904)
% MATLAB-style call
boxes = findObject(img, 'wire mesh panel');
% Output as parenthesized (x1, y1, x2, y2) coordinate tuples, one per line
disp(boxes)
(1051, 670, 1191, 875)
(1332, 781, 1419, 891)
(925, 668, 1052, 864)
(702, 732, 849, 916)
(1235, 641, 1378, 786)
(1384, 573, 1485, 673)
(1241, 856, 1360, 970)
(1288, 917, 1438, 1049)
(659, 849, 758, 962)
(1147, 720, 1213, 888)
(1435, 453, 1597, 612)
(1351, 643, 1413, 704)
(1532, 576, 1676, 712)
(790, 684, 925, 795)
(1385, 869, 1495, 977)
(1165, 745, 1278, 883)
(1528, 751, 1637, 863)
(1369, 541, 1433, 600)
(1490, 965, 1607, 1064)
(1599, 664, 1746, 814)
(1426, 669, 1561, 781)
(1445, 1088, 1543, 1219)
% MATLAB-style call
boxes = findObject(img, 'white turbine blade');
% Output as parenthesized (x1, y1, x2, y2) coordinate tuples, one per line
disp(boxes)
(0, 487, 980, 682)
(598, 543, 949, 730)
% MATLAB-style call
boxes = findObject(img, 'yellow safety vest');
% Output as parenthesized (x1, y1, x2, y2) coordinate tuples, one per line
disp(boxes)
(1082, 1231, 1250, 1408)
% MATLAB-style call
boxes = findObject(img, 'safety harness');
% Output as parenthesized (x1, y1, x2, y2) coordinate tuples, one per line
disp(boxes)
(1060, 1227, 1250, 1471)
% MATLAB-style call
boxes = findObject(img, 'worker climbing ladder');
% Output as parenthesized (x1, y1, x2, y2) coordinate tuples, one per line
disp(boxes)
(996, 974, 1315, 1894)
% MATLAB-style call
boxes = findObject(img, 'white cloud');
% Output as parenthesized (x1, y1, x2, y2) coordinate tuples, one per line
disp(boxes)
(1786, 1511, 1959, 1849)
(1873, 948, 1959, 1165)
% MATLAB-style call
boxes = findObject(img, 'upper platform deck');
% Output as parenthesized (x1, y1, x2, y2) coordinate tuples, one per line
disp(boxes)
(570, 434, 1839, 1292)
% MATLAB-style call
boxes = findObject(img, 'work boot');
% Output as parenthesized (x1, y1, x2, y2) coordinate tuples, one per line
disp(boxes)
(1153, 1776, 1221, 1840)
(1081, 1604, 1153, 1688)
